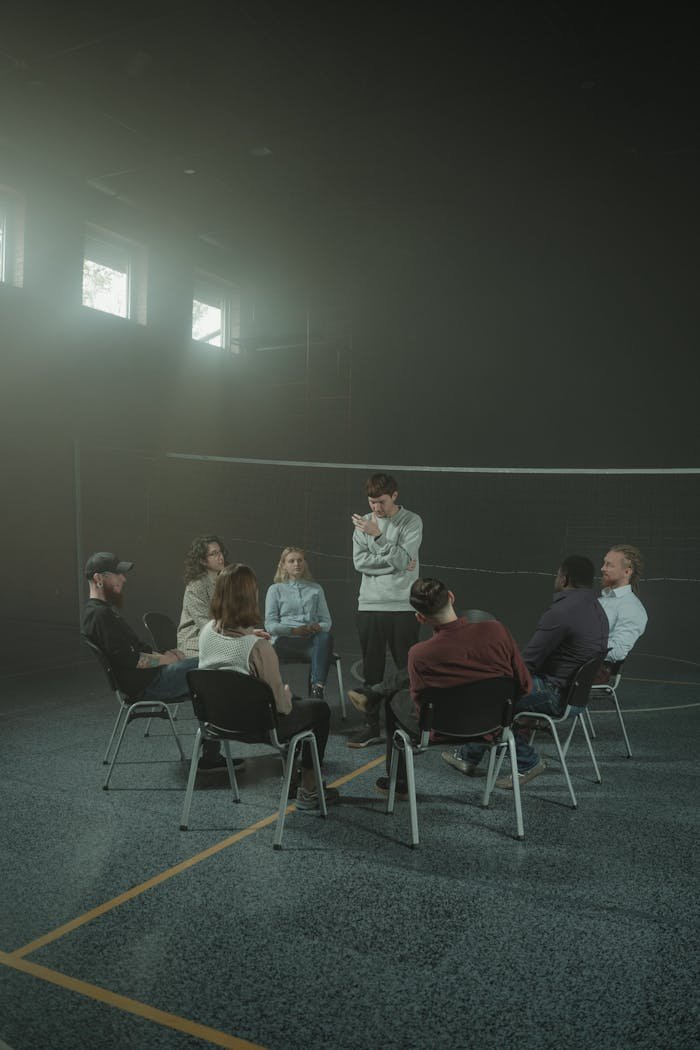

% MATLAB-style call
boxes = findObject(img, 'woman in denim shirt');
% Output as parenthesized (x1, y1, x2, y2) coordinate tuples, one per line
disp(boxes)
(264, 547, 333, 699)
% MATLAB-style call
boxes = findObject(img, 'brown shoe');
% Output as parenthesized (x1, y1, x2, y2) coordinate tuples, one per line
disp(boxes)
(348, 689, 371, 712)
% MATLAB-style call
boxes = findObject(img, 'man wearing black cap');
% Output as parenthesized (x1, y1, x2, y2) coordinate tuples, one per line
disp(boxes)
(81, 552, 228, 773)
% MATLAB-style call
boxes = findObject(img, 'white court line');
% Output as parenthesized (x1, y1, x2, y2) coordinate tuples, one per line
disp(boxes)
(591, 702, 700, 714)
(165, 452, 700, 475)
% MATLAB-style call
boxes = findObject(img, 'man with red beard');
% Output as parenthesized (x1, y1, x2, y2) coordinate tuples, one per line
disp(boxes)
(81, 551, 228, 773)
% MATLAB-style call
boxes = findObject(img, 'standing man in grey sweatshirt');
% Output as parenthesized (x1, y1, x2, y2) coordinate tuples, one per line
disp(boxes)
(348, 472, 423, 747)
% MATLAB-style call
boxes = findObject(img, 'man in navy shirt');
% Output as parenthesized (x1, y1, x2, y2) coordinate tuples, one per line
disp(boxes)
(444, 554, 609, 789)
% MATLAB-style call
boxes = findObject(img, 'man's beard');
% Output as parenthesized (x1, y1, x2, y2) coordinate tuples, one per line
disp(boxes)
(102, 582, 124, 608)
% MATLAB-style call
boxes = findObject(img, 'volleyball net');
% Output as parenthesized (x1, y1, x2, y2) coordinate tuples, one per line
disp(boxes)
(75, 445, 700, 659)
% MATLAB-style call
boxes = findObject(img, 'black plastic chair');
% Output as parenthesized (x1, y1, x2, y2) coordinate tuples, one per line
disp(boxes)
(82, 636, 185, 789)
(587, 659, 632, 758)
(514, 654, 606, 808)
(386, 677, 523, 846)
(143, 611, 178, 652)
(181, 669, 328, 849)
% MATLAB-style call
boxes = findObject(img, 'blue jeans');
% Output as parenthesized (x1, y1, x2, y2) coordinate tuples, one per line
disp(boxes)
(459, 675, 563, 773)
(274, 632, 333, 686)
(142, 657, 199, 702)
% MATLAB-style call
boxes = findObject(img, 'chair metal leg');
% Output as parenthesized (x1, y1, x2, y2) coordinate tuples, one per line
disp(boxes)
(585, 706, 596, 738)
(222, 740, 241, 803)
(179, 729, 202, 830)
(576, 713, 602, 783)
(103, 706, 133, 789)
(334, 657, 347, 719)
(387, 738, 400, 814)
(165, 707, 185, 761)
(103, 706, 126, 765)
(611, 688, 633, 758)
(403, 735, 419, 848)
(507, 731, 525, 839)
(274, 730, 322, 849)
(549, 724, 578, 808)
(482, 745, 499, 807)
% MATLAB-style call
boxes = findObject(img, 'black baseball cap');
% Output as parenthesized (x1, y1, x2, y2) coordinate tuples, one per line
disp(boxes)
(84, 552, 134, 579)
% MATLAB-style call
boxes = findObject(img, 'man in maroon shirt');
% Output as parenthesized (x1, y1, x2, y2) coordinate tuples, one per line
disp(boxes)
(364, 578, 531, 799)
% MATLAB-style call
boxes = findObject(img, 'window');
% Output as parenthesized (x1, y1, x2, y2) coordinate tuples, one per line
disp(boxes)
(0, 188, 25, 288)
(192, 276, 240, 350)
(82, 227, 146, 322)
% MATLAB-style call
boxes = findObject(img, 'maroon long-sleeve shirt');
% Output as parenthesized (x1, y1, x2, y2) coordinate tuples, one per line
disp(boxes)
(408, 617, 532, 708)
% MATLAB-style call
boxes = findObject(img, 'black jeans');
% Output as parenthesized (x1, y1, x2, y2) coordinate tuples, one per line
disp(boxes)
(357, 610, 419, 688)
(276, 698, 331, 769)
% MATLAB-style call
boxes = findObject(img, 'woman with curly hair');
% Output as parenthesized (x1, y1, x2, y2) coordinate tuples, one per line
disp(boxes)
(198, 563, 338, 809)
(264, 547, 333, 699)
(177, 535, 228, 656)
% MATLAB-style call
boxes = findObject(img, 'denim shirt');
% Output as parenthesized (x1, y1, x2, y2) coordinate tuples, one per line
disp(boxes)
(264, 580, 332, 636)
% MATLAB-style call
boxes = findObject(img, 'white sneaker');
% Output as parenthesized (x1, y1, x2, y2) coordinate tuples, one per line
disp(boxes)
(441, 748, 478, 776)
(496, 760, 546, 790)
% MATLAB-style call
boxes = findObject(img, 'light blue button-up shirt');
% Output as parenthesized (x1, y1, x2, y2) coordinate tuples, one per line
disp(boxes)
(598, 585, 648, 662)
(264, 580, 332, 637)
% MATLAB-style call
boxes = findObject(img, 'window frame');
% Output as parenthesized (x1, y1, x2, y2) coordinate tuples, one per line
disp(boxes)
(191, 273, 240, 351)
(81, 224, 146, 323)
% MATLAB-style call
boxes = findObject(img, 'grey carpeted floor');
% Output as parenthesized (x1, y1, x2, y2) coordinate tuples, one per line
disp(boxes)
(0, 649, 698, 1050)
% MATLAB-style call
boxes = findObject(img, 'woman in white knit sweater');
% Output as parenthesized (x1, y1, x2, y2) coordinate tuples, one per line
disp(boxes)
(198, 563, 338, 809)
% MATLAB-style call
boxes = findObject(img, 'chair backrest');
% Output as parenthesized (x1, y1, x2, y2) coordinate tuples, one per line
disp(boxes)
(82, 634, 121, 694)
(562, 653, 607, 707)
(417, 677, 517, 738)
(143, 611, 178, 652)
(186, 669, 278, 740)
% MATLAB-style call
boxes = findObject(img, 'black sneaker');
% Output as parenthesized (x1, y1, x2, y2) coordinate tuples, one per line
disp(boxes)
(375, 776, 409, 801)
(346, 723, 384, 748)
(197, 755, 245, 774)
(310, 683, 325, 699)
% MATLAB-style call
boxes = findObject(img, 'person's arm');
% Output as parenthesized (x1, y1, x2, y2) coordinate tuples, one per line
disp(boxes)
(92, 608, 152, 668)
(183, 577, 214, 631)
(606, 603, 647, 662)
(352, 525, 393, 575)
(264, 585, 287, 638)
(407, 647, 426, 704)
(506, 633, 533, 696)
(136, 650, 181, 668)
(249, 639, 293, 714)
(314, 585, 332, 632)
(520, 607, 568, 675)
(372, 514, 422, 573)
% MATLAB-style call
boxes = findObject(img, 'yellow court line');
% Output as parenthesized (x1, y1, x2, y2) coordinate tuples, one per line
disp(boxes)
(0, 950, 265, 1050)
(10, 755, 385, 960)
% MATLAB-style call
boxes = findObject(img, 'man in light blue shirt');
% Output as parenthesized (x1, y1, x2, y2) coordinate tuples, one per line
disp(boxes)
(598, 545, 648, 674)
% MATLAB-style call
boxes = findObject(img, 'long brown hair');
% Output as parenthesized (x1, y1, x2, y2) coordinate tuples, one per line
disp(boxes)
(210, 564, 262, 630)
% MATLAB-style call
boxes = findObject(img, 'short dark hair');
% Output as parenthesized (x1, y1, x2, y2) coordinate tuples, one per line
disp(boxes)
(560, 555, 595, 588)
(409, 578, 450, 617)
(366, 473, 398, 498)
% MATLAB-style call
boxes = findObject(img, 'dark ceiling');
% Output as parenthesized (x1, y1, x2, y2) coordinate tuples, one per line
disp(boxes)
(1, 2, 698, 281)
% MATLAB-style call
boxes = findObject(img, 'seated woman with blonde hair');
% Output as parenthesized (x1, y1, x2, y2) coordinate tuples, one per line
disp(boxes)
(177, 535, 228, 657)
(198, 563, 338, 809)
(264, 547, 334, 700)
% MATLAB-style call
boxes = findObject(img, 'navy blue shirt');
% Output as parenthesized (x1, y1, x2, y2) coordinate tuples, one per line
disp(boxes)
(521, 588, 609, 688)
